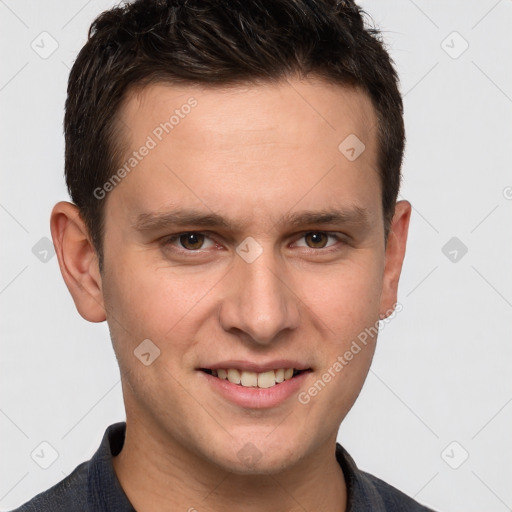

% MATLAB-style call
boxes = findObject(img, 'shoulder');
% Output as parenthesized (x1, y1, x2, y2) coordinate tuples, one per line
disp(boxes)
(356, 469, 437, 511)
(9, 461, 89, 512)
(9, 422, 129, 512)
(336, 443, 437, 511)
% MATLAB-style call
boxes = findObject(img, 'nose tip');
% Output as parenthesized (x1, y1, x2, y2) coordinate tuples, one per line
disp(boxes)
(218, 258, 300, 345)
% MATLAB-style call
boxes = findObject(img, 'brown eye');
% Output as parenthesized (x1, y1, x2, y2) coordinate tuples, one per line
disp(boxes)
(304, 232, 328, 248)
(179, 233, 205, 250)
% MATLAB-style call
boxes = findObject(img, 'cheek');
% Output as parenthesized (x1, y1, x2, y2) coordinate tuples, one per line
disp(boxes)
(307, 255, 384, 336)
(101, 253, 225, 351)
(299, 256, 383, 401)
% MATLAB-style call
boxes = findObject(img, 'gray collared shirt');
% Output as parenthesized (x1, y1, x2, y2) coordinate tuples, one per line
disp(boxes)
(11, 422, 437, 511)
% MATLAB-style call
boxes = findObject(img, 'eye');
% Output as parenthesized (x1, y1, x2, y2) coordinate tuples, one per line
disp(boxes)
(294, 232, 340, 249)
(161, 230, 344, 255)
(164, 232, 216, 251)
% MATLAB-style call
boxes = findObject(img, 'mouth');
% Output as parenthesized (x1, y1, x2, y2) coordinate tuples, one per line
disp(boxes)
(199, 367, 312, 389)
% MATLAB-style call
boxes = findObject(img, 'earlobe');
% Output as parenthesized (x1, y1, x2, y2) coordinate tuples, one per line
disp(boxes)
(50, 201, 106, 323)
(379, 200, 412, 318)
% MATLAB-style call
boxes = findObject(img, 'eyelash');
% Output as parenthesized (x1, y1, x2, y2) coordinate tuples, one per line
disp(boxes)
(161, 231, 347, 255)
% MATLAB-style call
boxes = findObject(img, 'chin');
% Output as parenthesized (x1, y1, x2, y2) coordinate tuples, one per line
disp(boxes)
(202, 434, 304, 476)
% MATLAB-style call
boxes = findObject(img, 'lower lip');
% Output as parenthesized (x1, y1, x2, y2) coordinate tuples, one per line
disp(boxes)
(198, 370, 312, 409)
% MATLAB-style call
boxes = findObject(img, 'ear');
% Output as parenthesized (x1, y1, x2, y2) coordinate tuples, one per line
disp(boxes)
(379, 200, 411, 318)
(50, 201, 106, 322)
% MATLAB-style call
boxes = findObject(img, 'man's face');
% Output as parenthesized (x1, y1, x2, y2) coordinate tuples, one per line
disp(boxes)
(99, 78, 399, 473)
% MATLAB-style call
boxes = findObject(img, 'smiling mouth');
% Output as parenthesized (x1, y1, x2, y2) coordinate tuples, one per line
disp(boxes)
(200, 368, 311, 389)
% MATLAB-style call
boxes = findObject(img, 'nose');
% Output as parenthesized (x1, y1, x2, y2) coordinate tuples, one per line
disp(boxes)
(218, 246, 300, 346)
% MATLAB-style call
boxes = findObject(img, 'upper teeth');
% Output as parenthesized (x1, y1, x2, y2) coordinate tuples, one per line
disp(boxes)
(213, 368, 296, 388)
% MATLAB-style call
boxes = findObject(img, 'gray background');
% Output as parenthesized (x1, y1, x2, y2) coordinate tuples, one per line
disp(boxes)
(1, 1, 511, 510)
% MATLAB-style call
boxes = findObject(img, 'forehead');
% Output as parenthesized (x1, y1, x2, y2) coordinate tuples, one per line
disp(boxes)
(120, 77, 377, 148)
(110, 77, 381, 229)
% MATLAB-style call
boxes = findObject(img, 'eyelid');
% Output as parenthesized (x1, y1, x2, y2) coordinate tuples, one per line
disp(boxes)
(291, 232, 343, 249)
(161, 230, 347, 253)
(161, 231, 218, 252)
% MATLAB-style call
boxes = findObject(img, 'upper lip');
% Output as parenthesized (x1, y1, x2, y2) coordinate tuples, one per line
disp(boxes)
(199, 360, 312, 373)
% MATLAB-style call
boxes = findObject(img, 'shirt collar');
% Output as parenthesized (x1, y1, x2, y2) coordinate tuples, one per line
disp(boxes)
(88, 422, 384, 511)
(335, 442, 387, 512)
(87, 422, 136, 511)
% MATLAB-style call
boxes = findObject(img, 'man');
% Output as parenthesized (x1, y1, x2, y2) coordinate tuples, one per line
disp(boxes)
(13, 0, 437, 510)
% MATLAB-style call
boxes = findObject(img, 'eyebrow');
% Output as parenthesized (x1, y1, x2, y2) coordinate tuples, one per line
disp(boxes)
(133, 206, 371, 233)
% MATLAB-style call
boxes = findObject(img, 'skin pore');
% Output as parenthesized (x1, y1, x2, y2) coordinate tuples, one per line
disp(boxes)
(50, 76, 411, 511)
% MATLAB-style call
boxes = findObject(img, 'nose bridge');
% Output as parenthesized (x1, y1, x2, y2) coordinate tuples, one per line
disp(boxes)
(219, 244, 299, 344)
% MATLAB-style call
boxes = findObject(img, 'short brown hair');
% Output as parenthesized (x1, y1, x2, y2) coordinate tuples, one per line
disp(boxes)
(64, 0, 405, 266)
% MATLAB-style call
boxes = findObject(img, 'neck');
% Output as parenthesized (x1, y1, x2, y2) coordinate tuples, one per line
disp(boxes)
(112, 420, 347, 512)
